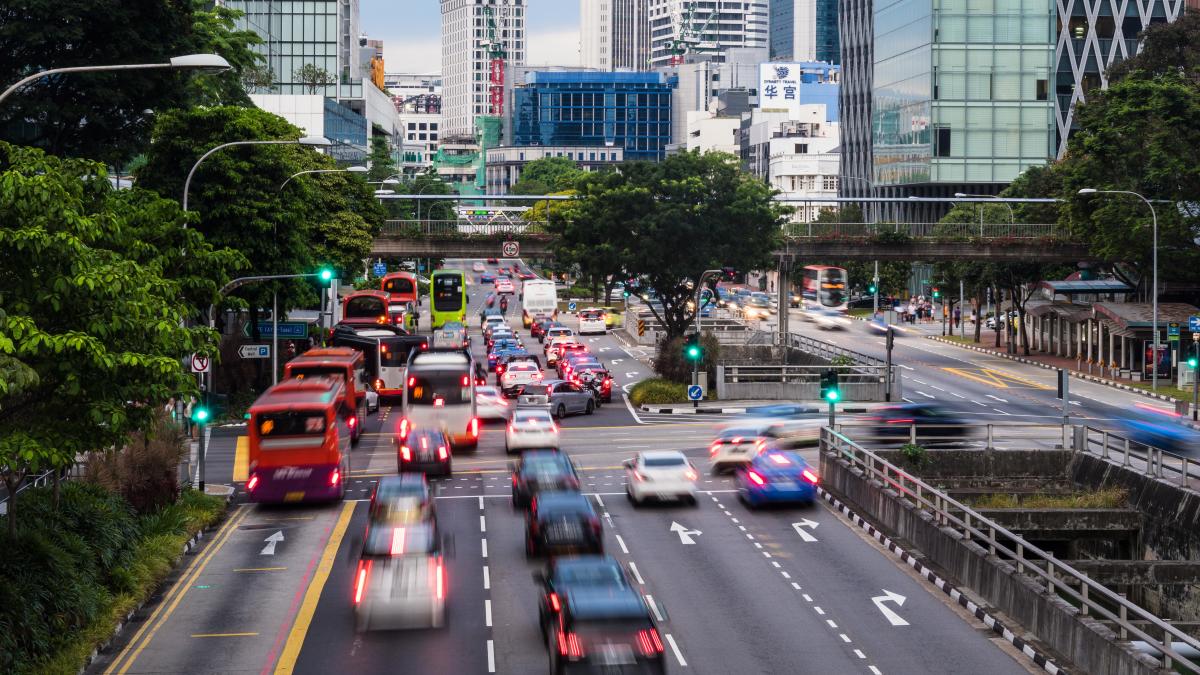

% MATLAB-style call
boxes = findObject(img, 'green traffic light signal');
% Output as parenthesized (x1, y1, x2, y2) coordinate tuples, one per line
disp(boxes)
(686, 345, 701, 360)
(684, 334, 703, 361)
(825, 389, 840, 402)
(868, 285, 877, 294)
(1190, 357, 1198, 369)
(318, 267, 333, 282)
(191, 406, 210, 424)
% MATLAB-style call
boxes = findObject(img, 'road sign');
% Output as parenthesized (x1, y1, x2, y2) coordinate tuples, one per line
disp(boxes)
(567, 301, 577, 312)
(243, 321, 309, 339)
(373, 262, 387, 277)
(1190, 316, 1200, 332)
(501, 241, 520, 258)
(239, 345, 271, 359)
(189, 354, 210, 373)
(687, 385, 704, 401)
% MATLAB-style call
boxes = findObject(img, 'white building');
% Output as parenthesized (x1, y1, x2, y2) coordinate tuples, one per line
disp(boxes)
(398, 112, 443, 172)
(580, 0, 651, 71)
(386, 73, 443, 115)
(647, 0, 769, 69)
(685, 108, 742, 155)
(744, 104, 840, 222)
(665, 48, 766, 151)
(440, 0, 527, 136)
(485, 145, 625, 194)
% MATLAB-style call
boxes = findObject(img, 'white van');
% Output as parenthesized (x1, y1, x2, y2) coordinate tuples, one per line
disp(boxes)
(521, 279, 558, 329)
(401, 351, 479, 450)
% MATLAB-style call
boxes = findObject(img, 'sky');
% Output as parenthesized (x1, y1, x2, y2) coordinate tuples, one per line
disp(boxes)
(361, 0, 581, 75)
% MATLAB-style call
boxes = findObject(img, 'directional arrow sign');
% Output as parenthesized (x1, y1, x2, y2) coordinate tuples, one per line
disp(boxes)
(670, 521, 701, 545)
(260, 530, 284, 556)
(871, 589, 909, 626)
(792, 519, 820, 542)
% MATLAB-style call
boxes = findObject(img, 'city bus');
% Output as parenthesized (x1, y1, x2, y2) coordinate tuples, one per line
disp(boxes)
(341, 290, 391, 328)
(332, 324, 429, 400)
(400, 349, 479, 451)
(283, 347, 369, 444)
(245, 376, 350, 503)
(381, 271, 419, 305)
(520, 278, 557, 329)
(799, 265, 849, 313)
(429, 269, 467, 330)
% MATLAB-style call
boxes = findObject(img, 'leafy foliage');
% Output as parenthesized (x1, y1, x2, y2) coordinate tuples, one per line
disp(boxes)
(629, 378, 690, 405)
(185, 0, 265, 107)
(654, 333, 719, 384)
(510, 156, 584, 195)
(1106, 12, 1200, 85)
(366, 134, 397, 182)
(294, 63, 335, 94)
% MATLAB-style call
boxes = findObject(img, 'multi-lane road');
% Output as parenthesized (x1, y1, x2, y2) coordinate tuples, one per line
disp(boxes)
(93, 262, 1063, 675)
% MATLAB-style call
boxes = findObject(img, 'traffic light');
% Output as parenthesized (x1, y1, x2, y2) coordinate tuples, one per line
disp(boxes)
(623, 290, 631, 298)
(868, 283, 877, 294)
(722, 266, 737, 281)
(820, 369, 840, 402)
(191, 404, 210, 425)
(1190, 353, 1198, 369)
(931, 286, 940, 299)
(684, 333, 703, 362)
(318, 267, 334, 283)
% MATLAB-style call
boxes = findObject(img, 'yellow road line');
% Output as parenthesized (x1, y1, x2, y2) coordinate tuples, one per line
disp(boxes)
(106, 506, 250, 674)
(191, 632, 259, 638)
(272, 500, 357, 674)
(234, 567, 288, 572)
(233, 436, 249, 482)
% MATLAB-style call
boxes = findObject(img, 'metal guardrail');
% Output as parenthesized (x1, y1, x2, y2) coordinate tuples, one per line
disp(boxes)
(782, 222, 1066, 239)
(821, 425, 1200, 672)
(0, 462, 88, 516)
(781, 331, 884, 366)
(835, 422, 1069, 449)
(1075, 425, 1200, 489)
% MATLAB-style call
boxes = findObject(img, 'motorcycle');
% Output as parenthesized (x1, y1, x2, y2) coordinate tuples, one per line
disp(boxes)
(578, 371, 604, 409)
(499, 296, 509, 315)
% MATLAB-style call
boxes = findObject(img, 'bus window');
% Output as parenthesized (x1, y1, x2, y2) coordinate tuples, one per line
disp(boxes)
(258, 411, 327, 438)
(345, 295, 387, 319)
(290, 365, 347, 384)
(433, 274, 463, 312)
(408, 373, 472, 406)
(383, 277, 414, 296)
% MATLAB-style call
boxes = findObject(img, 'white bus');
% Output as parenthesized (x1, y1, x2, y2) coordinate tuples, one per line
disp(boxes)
(401, 351, 480, 451)
(520, 278, 558, 329)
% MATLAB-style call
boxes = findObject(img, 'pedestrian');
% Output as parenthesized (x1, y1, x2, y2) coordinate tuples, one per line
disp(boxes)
(953, 306, 960, 327)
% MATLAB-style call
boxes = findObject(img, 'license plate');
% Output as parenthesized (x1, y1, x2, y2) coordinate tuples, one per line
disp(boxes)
(284, 491, 305, 502)
(595, 644, 636, 665)
(775, 480, 797, 489)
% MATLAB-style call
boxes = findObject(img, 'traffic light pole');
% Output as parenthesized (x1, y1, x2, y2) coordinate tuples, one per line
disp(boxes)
(197, 419, 208, 491)
(872, 261, 879, 316)
(1193, 335, 1199, 421)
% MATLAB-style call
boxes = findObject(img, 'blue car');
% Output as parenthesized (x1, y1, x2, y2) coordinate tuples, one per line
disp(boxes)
(1115, 418, 1200, 456)
(488, 343, 524, 370)
(480, 273, 496, 283)
(735, 450, 819, 508)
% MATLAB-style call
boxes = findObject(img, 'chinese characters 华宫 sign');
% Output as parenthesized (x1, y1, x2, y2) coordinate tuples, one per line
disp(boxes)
(759, 63, 802, 116)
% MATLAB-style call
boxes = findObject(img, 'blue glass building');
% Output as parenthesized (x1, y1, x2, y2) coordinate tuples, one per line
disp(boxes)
(511, 72, 673, 162)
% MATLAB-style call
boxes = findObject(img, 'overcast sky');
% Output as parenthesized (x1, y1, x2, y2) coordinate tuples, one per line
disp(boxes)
(361, 0, 581, 74)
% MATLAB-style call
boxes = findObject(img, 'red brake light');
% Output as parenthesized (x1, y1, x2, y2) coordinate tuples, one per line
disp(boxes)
(400, 446, 412, 461)
(461, 374, 470, 386)
(548, 592, 561, 612)
(435, 562, 445, 600)
(684, 468, 699, 481)
(709, 442, 722, 456)
(802, 469, 819, 484)
(434, 398, 445, 407)
(348, 416, 357, 428)
(353, 560, 371, 604)
(399, 418, 410, 438)
(632, 470, 646, 483)
(330, 468, 340, 486)
(246, 474, 259, 491)
(408, 376, 416, 388)
(557, 631, 585, 659)
(420, 342, 427, 349)
(636, 628, 664, 656)
(468, 418, 480, 438)
(438, 445, 448, 460)
(747, 470, 767, 486)
(375, 378, 384, 389)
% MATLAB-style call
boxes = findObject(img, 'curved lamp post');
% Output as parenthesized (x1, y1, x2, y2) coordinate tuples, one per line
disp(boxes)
(182, 136, 331, 214)
(278, 165, 367, 192)
(1, 54, 231, 106)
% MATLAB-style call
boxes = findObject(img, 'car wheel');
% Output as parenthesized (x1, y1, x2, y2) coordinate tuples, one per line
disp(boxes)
(556, 404, 567, 419)
(711, 464, 723, 476)
(585, 400, 595, 415)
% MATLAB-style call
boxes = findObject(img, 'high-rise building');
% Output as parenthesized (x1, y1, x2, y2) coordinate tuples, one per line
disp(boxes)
(581, 0, 651, 70)
(837, 0, 873, 211)
(648, 0, 770, 68)
(769, 0, 840, 64)
(440, 0, 526, 137)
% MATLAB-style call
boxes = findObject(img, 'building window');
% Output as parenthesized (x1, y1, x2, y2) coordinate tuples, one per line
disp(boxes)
(823, 176, 838, 190)
(408, 123, 416, 130)
(934, 127, 952, 157)
(795, 143, 808, 154)
(1036, 79, 1048, 101)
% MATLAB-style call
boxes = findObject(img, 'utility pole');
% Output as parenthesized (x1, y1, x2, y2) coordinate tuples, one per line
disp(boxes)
(960, 279, 965, 338)
(1192, 334, 1199, 421)
(873, 260, 880, 316)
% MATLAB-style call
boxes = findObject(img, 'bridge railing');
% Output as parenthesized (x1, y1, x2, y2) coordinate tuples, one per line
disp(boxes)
(782, 222, 1065, 239)
(380, 220, 550, 236)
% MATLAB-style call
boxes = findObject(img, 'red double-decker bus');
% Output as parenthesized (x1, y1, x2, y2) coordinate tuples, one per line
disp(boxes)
(341, 290, 391, 328)
(245, 377, 350, 503)
(381, 272, 419, 305)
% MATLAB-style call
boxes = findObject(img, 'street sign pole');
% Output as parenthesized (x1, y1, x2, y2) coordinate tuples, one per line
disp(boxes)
(272, 290, 279, 386)
(1193, 334, 1199, 421)
(885, 327, 894, 402)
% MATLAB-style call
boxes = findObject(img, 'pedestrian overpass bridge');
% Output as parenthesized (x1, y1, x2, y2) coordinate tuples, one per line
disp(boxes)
(371, 221, 1092, 262)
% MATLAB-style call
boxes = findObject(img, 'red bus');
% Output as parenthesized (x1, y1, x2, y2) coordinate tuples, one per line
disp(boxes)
(381, 272, 419, 305)
(341, 290, 391, 328)
(245, 376, 350, 503)
(284, 347, 369, 445)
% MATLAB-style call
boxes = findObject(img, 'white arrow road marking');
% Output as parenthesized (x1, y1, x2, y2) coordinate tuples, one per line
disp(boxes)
(611, 359, 624, 364)
(986, 394, 1008, 403)
(792, 519, 819, 542)
(599, 346, 612, 352)
(670, 521, 702, 545)
(1069, 400, 1082, 406)
(627, 371, 640, 378)
(871, 589, 909, 626)
(260, 530, 284, 555)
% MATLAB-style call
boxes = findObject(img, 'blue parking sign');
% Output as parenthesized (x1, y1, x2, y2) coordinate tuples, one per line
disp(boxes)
(568, 302, 577, 312)
(1189, 315, 1200, 333)
(687, 385, 704, 401)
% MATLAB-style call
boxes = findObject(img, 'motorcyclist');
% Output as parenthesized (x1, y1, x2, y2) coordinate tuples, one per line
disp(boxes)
(499, 295, 509, 314)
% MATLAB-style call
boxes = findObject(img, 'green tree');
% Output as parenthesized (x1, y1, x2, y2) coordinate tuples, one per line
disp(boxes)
(511, 156, 584, 195)
(552, 151, 787, 338)
(0, 143, 233, 533)
(186, 0, 265, 106)
(294, 63, 335, 94)
(366, 134, 397, 182)
(1106, 12, 1200, 84)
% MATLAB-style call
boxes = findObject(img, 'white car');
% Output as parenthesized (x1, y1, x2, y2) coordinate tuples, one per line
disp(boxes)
(542, 325, 573, 344)
(623, 451, 699, 505)
(718, 407, 824, 448)
(544, 335, 579, 366)
(708, 429, 769, 473)
(473, 261, 486, 273)
(500, 360, 543, 396)
(495, 277, 515, 294)
(577, 308, 607, 335)
(353, 520, 446, 631)
(475, 386, 510, 421)
(505, 409, 559, 453)
(482, 315, 507, 337)
(812, 309, 851, 330)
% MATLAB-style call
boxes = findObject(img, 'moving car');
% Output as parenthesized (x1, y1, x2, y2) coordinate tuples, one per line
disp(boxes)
(723, 404, 825, 447)
(480, 273, 496, 284)
(735, 450, 819, 508)
(472, 261, 486, 273)
(708, 427, 770, 473)
(368, 474, 434, 522)
(866, 316, 908, 336)
(397, 427, 452, 476)
(577, 308, 607, 335)
(510, 450, 580, 507)
(525, 491, 603, 558)
(624, 450, 700, 505)
(741, 295, 772, 320)
(432, 321, 469, 350)
(812, 308, 851, 330)
(532, 318, 559, 340)
(533, 555, 634, 640)
(351, 515, 448, 631)
(475, 386, 511, 422)
(495, 277, 516, 294)
(545, 335, 580, 366)
(553, 343, 591, 375)
(543, 325, 574, 345)
(518, 379, 597, 418)
(500, 359, 543, 397)
(864, 403, 975, 440)
(1114, 418, 1200, 455)
(506, 408, 560, 454)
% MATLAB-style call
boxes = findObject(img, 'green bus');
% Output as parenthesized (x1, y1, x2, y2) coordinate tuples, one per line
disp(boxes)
(430, 269, 467, 329)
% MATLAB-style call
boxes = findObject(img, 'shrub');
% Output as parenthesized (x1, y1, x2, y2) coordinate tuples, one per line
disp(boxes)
(629, 378, 688, 405)
(830, 355, 855, 366)
(86, 411, 185, 514)
(898, 443, 930, 469)
(653, 333, 719, 384)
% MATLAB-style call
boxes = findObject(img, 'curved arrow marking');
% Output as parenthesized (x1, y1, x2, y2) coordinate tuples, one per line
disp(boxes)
(871, 589, 908, 626)
(792, 519, 819, 542)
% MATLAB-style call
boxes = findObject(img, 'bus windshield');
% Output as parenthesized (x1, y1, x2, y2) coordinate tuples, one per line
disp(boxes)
(258, 411, 326, 438)
(432, 274, 464, 312)
(383, 277, 414, 295)
(345, 296, 387, 318)
(380, 339, 415, 367)
(289, 366, 347, 383)
(408, 372, 472, 405)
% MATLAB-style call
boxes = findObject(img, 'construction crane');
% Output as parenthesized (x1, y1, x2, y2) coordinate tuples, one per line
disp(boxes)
(668, 1, 720, 66)
(482, 6, 507, 116)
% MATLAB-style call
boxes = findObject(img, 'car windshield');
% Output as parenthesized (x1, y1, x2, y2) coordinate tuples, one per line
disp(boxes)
(580, 310, 603, 319)
(509, 363, 538, 373)
(477, 387, 501, 397)
(556, 562, 626, 587)
(514, 411, 554, 425)
(362, 521, 437, 557)
(643, 455, 686, 467)
(522, 384, 550, 396)
(536, 493, 592, 517)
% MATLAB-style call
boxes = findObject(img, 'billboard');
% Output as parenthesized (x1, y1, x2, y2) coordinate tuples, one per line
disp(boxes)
(759, 63, 802, 116)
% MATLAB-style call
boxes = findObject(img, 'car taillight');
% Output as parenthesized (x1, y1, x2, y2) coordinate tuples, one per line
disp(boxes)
(375, 378, 384, 389)
(709, 442, 722, 457)
(438, 445, 448, 460)
(420, 342, 427, 349)
(632, 470, 646, 483)
(400, 446, 412, 461)
(461, 374, 470, 386)
(497, 364, 506, 374)
(353, 559, 372, 604)
(407, 376, 416, 388)
(746, 470, 767, 486)
(399, 418, 410, 439)
(636, 628, 664, 656)
(246, 474, 259, 491)
(548, 592, 561, 612)
(802, 469, 819, 484)
(557, 631, 585, 660)
(348, 416, 357, 429)
(684, 468, 699, 481)
(435, 561, 445, 600)
(468, 418, 480, 438)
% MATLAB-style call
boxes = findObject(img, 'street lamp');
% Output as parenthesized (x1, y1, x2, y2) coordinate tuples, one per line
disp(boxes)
(954, 192, 1015, 228)
(0, 53, 231, 106)
(182, 136, 331, 213)
(278, 165, 367, 191)
(1078, 188, 1160, 390)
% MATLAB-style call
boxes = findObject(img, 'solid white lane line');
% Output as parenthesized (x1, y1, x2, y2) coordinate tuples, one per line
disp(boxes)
(916, 391, 935, 399)
(629, 561, 645, 585)
(616, 534, 630, 555)
(665, 634, 688, 667)
(481, 539, 488, 558)
(480, 515, 487, 533)
(487, 640, 496, 673)
(645, 594, 665, 622)
(986, 394, 1008, 403)
(854, 649, 867, 659)
(483, 566, 490, 590)
(485, 599, 492, 627)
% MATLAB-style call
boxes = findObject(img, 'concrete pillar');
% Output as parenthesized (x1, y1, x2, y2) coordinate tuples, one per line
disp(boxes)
(1108, 327, 1115, 376)
(1076, 321, 1083, 360)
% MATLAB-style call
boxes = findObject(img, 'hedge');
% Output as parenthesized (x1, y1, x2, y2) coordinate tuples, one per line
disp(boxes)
(629, 378, 689, 405)
(0, 484, 225, 674)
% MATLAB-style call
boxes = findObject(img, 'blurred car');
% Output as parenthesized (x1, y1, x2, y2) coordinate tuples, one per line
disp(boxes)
(538, 562, 665, 674)
(812, 308, 851, 330)
(623, 450, 699, 506)
(533, 555, 633, 639)
(577, 308, 607, 335)
(472, 261, 486, 272)
(545, 335, 580, 366)
(864, 403, 974, 439)
(479, 306, 502, 325)
(558, 352, 600, 379)
(543, 325, 574, 345)
(985, 311, 1019, 330)
(525, 491, 603, 558)
(475, 386, 511, 422)
(532, 318, 559, 340)
(567, 363, 612, 403)
(1115, 418, 1200, 455)
(735, 450, 819, 508)
(598, 306, 623, 329)
(482, 314, 507, 336)
(368, 474, 435, 524)
(501, 359, 543, 397)
(507, 408, 560, 453)
(727, 404, 825, 447)
(432, 321, 469, 350)
(741, 296, 771, 320)
(519, 380, 597, 418)
(351, 514, 448, 631)
(511, 450, 580, 507)
(396, 427, 452, 476)
(866, 316, 908, 336)
(480, 273, 496, 284)
(750, 292, 776, 314)
(495, 277, 516, 294)
(517, 270, 537, 280)
(487, 257, 498, 264)
(553, 343, 591, 375)
(708, 427, 770, 473)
